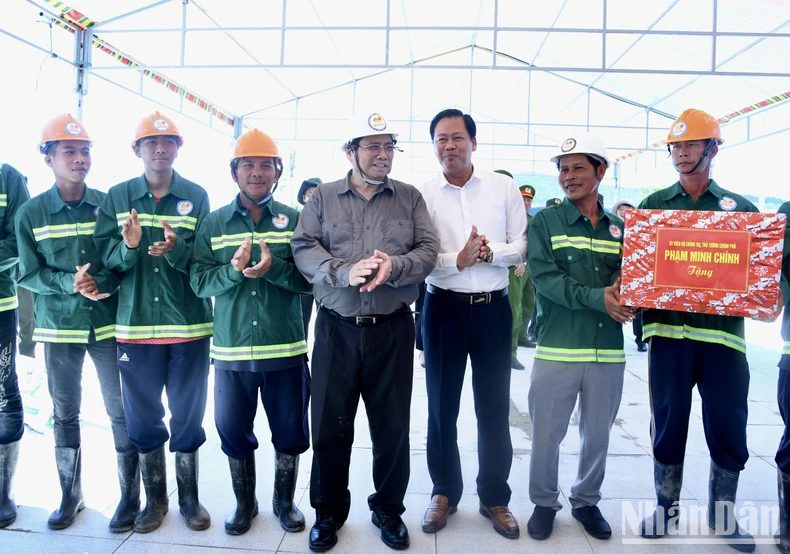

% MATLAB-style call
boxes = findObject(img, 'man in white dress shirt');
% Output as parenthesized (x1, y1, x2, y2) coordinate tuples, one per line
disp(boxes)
(418, 109, 527, 539)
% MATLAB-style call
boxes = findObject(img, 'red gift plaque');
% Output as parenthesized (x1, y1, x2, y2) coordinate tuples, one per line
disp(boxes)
(620, 209, 786, 318)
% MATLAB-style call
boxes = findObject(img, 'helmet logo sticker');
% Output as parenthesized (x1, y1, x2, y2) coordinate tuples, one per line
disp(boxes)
(719, 196, 737, 211)
(671, 121, 687, 138)
(368, 113, 387, 131)
(272, 213, 289, 229)
(609, 224, 622, 239)
(176, 200, 193, 215)
(560, 138, 576, 153)
(65, 122, 82, 136)
(153, 119, 170, 132)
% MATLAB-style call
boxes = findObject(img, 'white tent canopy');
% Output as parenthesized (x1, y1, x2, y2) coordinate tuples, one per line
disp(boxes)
(2, 0, 789, 207)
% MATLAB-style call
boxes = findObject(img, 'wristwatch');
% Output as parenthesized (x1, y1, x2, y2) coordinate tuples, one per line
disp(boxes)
(482, 249, 494, 264)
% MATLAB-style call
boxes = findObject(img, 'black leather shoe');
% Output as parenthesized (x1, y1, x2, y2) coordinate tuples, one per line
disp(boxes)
(527, 506, 556, 540)
(572, 505, 611, 539)
(637, 342, 648, 352)
(309, 512, 343, 552)
(371, 506, 410, 550)
(511, 356, 525, 370)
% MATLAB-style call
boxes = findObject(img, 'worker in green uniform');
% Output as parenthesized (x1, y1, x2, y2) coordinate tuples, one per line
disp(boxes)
(16, 113, 138, 532)
(525, 132, 634, 542)
(190, 128, 311, 536)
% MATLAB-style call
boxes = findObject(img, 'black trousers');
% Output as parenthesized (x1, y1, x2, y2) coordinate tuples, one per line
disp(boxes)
(414, 281, 427, 351)
(649, 336, 749, 472)
(309, 307, 415, 523)
(423, 289, 513, 507)
(214, 363, 310, 460)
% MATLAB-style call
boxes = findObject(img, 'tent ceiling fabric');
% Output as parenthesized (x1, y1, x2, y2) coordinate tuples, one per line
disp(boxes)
(13, 0, 790, 152)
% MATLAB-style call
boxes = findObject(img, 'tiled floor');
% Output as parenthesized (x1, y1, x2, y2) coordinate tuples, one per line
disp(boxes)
(2, 317, 787, 552)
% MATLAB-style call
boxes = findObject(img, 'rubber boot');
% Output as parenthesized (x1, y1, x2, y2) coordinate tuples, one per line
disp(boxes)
(175, 451, 210, 531)
(777, 469, 790, 554)
(134, 447, 169, 533)
(708, 461, 755, 552)
(641, 461, 683, 538)
(48, 446, 85, 530)
(109, 450, 141, 532)
(0, 440, 21, 528)
(273, 451, 305, 532)
(225, 454, 258, 535)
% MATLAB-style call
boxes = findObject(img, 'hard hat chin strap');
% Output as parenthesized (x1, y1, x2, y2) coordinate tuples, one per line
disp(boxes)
(671, 139, 716, 175)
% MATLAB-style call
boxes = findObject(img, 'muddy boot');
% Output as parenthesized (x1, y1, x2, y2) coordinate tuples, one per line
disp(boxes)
(273, 451, 305, 532)
(641, 460, 683, 538)
(0, 440, 21, 528)
(134, 447, 169, 533)
(708, 461, 754, 553)
(48, 446, 85, 530)
(109, 450, 141, 532)
(225, 454, 258, 535)
(176, 451, 210, 531)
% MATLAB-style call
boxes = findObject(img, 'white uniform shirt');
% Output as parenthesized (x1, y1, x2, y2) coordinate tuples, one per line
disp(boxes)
(420, 168, 527, 293)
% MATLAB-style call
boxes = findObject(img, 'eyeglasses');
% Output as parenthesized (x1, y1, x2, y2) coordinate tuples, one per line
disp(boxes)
(355, 144, 403, 155)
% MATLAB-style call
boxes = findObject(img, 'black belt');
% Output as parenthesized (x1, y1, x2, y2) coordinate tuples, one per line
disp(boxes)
(426, 284, 507, 305)
(322, 307, 411, 326)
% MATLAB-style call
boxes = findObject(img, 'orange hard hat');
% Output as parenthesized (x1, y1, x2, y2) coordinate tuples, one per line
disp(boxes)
(132, 111, 184, 149)
(38, 113, 92, 154)
(666, 108, 723, 144)
(230, 128, 280, 162)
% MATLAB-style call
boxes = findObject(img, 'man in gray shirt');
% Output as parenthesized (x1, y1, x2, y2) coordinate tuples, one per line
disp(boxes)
(292, 111, 438, 552)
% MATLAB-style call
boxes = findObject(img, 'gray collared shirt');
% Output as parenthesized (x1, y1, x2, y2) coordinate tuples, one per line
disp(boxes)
(291, 171, 439, 317)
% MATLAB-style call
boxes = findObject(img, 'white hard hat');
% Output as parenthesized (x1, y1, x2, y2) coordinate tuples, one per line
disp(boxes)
(550, 132, 610, 167)
(344, 112, 399, 145)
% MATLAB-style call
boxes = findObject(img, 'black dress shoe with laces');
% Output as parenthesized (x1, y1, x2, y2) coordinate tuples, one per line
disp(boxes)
(572, 505, 611, 539)
(309, 512, 343, 552)
(371, 506, 410, 550)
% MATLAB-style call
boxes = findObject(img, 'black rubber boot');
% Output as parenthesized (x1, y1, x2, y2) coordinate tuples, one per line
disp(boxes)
(777, 469, 790, 553)
(48, 446, 85, 530)
(134, 447, 169, 534)
(0, 440, 21, 529)
(708, 461, 755, 552)
(273, 451, 305, 532)
(176, 451, 210, 531)
(225, 454, 258, 535)
(109, 450, 141, 532)
(641, 460, 683, 538)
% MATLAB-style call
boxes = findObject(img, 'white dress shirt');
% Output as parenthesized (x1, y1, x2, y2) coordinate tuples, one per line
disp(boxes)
(420, 167, 527, 293)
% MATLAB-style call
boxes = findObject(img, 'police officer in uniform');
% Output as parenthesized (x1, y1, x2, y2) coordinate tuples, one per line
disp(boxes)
(525, 133, 633, 541)
(503, 178, 538, 370)
(638, 109, 773, 552)
(16, 114, 138, 531)
(296, 177, 321, 341)
(292, 111, 438, 552)
(191, 128, 311, 536)
(0, 162, 30, 529)
(94, 111, 213, 534)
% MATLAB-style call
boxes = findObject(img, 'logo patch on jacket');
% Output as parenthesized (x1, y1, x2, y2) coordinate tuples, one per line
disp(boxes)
(272, 213, 289, 229)
(177, 200, 193, 215)
(718, 196, 737, 211)
(609, 224, 622, 239)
